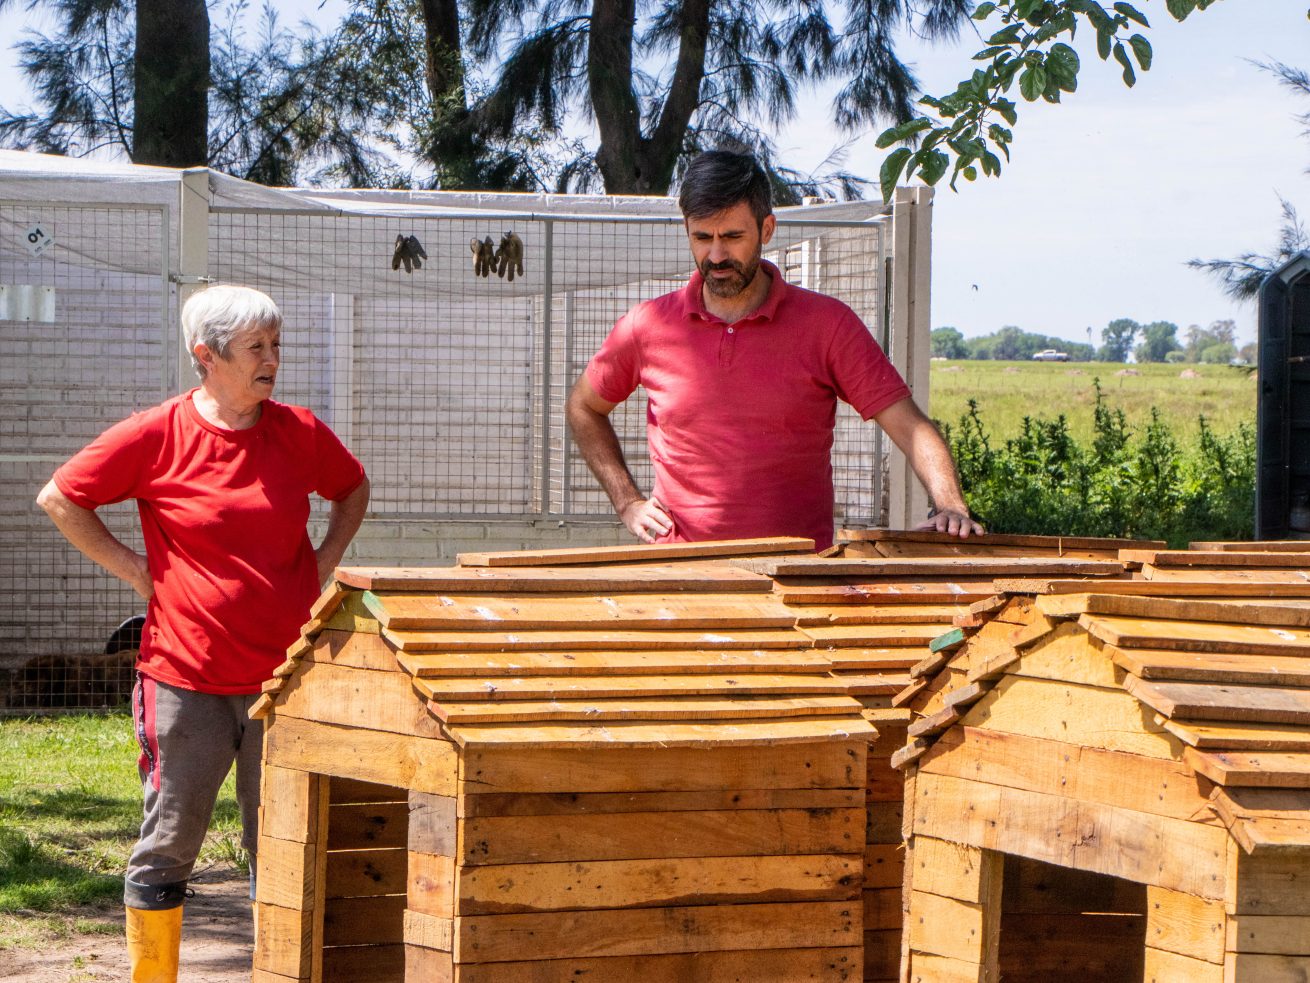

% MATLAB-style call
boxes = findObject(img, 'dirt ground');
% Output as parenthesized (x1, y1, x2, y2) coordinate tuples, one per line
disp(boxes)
(2, 868, 252, 983)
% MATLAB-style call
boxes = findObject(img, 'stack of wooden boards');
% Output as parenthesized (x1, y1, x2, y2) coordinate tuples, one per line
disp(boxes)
(890, 543, 1310, 983)
(251, 537, 879, 983)
(738, 530, 1150, 981)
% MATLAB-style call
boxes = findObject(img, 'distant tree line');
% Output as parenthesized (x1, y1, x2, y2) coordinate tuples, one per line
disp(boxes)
(931, 318, 1258, 364)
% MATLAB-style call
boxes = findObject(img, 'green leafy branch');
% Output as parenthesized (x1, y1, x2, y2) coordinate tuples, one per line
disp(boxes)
(876, 0, 1221, 200)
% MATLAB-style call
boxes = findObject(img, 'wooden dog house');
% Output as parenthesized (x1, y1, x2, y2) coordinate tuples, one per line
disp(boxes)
(891, 553, 1310, 983)
(250, 538, 880, 983)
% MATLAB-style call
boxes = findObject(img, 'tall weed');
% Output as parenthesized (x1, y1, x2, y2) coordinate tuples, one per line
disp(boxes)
(939, 380, 1255, 545)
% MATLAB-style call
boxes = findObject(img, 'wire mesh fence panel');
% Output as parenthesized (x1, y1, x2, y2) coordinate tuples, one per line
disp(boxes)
(0, 201, 169, 711)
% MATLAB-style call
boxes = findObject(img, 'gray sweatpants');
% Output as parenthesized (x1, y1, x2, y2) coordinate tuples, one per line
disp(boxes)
(123, 674, 262, 910)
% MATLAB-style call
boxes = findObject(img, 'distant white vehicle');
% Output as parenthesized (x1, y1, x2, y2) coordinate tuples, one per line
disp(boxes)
(1031, 349, 1070, 361)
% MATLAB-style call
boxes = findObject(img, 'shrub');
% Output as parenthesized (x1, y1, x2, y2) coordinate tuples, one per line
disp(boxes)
(938, 380, 1254, 545)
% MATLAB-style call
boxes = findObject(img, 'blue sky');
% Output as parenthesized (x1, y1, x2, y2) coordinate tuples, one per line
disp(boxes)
(1, 0, 1304, 346)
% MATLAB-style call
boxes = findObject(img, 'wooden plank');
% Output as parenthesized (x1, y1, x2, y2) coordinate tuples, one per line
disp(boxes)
(737, 556, 1125, 578)
(457, 537, 815, 567)
(1006, 624, 1122, 687)
(1146, 884, 1226, 963)
(447, 715, 875, 750)
(429, 695, 861, 725)
(911, 770, 1229, 899)
(825, 649, 921, 671)
(323, 894, 406, 946)
(1209, 787, 1310, 851)
(308, 629, 401, 673)
(1223, 953, 1310, 980)
(1110, 645, 1310, 687)
(408, 792, 457, 857)
(326, 801, 407, 851)
(253, 903, 313, 980)
(1184, 748, 1310, 788)
(1161, 718, 1310, 753)
(456, 853, 860, 914)
(1145, 567, 1310, 585)
(460, 740, 866, 793)
(908, 836, 994, 904)
(1145, 945, 1223, 983)
(263, 716, 457, 796)
(408, 852, 455, 917)
(864, 843, 903, 889)
(1226, 914, 1310, 954)
(335, 562, 774, 593)
(272, 662, 444, 739)
(838, 528, 1161, 551)
(1127, 676, 1310, 727)
(998, 578, 1310, 597)
(397, 647, 835, 678)
(905, 951, 984, 983)
(963, 674, 1181, 759)
(1041, 593, 1310, 627)
(773, 578, 999, 606)
(403, 908, 452, 952)
(368, 591, 798, 631)
(460, 787, 862, 818)
(325, 846, 406, 899)
(452, 901, 860, 963)
(907, 891, 988, 964)
(330, 777, 408, 804)
(1125, 550, 1310, 567)
(451, 948, 863, 982)
(1191, 540, 1310, 552)
(259, 766, 323, 845)
(794, 605, 970, 627)
(457, 807, 862, 864)
(386, 628, 809, 653)
(800, 623, 956, 647)
(919, 727, 1213, 823)
(413, 672, 850, 702)
(320, 942, 404, 980)
(254, 836, 316, 910)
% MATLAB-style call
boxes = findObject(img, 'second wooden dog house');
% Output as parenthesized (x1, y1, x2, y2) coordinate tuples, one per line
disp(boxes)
(892, 574, 1310, 983)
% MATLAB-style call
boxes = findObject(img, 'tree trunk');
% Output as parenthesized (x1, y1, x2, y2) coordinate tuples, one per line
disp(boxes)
(133, 0, 210, 167)
(419, 0, 465, 107)
(590, 0, 711, 194)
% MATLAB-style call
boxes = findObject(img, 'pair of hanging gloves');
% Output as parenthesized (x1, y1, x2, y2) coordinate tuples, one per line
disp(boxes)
(470, 232, 525, 281)
(391, 235, 428, 273)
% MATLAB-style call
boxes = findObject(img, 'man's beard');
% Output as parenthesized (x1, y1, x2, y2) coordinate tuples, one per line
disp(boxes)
(701, 254, 761, 298)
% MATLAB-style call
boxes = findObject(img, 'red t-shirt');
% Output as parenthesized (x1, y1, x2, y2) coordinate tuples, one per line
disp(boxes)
(54, 391, 366, 694)
(586, 261, 912, 550)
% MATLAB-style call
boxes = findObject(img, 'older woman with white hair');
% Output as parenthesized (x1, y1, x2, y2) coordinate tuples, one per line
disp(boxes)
(37, 285, 369, 982)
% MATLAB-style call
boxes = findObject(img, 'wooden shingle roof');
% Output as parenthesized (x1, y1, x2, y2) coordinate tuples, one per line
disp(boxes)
(890, 566, 1310, 854)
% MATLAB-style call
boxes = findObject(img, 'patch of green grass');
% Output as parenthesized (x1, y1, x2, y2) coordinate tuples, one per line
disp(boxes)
(0, 713, 243, 945)
(929, 360, 1255, 441)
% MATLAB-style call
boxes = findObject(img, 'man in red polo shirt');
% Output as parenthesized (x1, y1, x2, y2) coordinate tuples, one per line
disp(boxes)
(566, 149, 982, 551)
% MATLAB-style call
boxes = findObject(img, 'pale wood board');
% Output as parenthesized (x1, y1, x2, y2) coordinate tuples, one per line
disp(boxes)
(384, 627, 809, 653)
(459, 739, 867, 793)
(772, 578, 999, 606)
(272, 662, 444, 739)
(456, 806, 862, 865)
(335, 561, 774, 593)
(907, 891, 988, 964)
(1230, 849, 1310, 915)
(1184, 747, 1310, 788)
(800, 623, 957, 648)
(1161, 718, 1310, 752)
(1192, 540, 1310, 552)
(455, 853, 861, 914)
(1082, 613, 1310, 655)
(447, 714, 876, 749)
(263, 715, 457, 796)
(413, 672, 850, 701)
(397, 647, 834, 678)
(451, 901, 860, 963)
(838, 528, 1161, 550)
(1142, 946, 1224, 982)
(1127, 676, 1310, 726)
(911, 770, 1229, 899)
(459, 786, 864, 818)
(998, 577, 1310, 597)
(1226, 913, 1310, 954)
(1040, 592, 1310, 626)
(427, 694, 863, 725)
(453, 948, 864, 982)
(1145, 567, 1310, 584)
(1109, 645, 1310, 687)
(1144, 884, 1226, 964)
(793, 604, 970, 626)
(457, 537, 815, 567)
(736, 556, 1125, 578)
(1123, 549, 1310, 567)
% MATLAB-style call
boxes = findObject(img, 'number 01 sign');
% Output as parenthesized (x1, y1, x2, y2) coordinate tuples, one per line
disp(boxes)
(23, 224, 55, 258)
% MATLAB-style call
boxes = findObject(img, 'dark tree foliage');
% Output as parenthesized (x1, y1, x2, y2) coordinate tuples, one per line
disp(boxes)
(134, 0, 209, 166)
(461, 0, 974, 195)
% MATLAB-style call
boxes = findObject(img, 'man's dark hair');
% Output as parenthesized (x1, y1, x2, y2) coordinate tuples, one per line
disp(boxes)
(677, 150, 773, 226)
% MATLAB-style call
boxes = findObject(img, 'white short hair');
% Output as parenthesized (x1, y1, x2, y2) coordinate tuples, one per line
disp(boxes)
(181, 285, 282, 379)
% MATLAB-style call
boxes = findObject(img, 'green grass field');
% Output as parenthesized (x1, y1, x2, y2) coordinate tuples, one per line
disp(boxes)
(0, 713, 242, 948)
(928, 360, 1256, 441)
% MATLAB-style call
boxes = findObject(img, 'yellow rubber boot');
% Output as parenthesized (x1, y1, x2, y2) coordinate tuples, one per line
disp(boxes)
(125, 905, 182, 983)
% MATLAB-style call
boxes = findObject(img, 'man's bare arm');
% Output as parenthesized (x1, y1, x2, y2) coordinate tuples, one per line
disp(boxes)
(315, 477, 371, 585)
(565, 376, 673, 543)
(37, 480, 154, 599)
(873, 397, 984, 537)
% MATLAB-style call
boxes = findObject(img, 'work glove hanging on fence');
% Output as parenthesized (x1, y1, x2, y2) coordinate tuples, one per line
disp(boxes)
(470, 236, 496, 277)
(494, 232, 525, 282)
(392, 235, 427, 273)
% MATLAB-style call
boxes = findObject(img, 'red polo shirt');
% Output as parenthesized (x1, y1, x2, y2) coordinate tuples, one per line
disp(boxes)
(586, 260, 911, 549)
